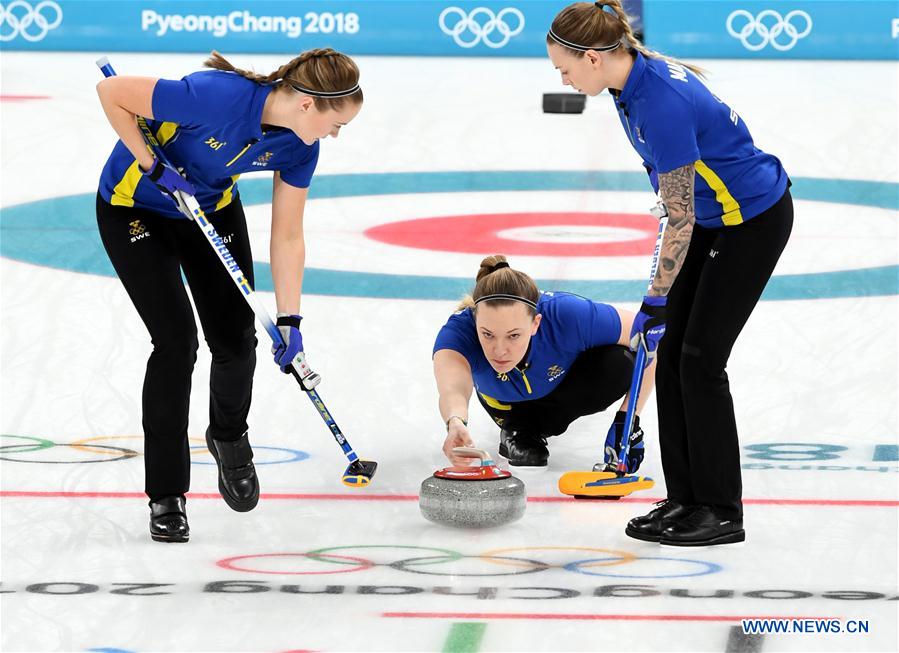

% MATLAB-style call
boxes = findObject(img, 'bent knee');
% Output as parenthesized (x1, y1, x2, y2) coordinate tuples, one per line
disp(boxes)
(679, 343, 728, 386)
(151, 331, 199, 362)
(207, 328, 258, 361)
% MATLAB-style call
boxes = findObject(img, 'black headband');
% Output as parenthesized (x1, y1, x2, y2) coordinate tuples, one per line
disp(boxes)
(289, 82, 361, 98)
(474, 293, 538, 310)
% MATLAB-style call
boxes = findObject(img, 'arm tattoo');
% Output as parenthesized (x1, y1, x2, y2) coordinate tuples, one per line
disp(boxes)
(651, 163, 696, 297)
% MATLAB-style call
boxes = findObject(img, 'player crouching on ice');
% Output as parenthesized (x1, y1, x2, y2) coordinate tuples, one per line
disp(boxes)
(433, 255, 655, 471)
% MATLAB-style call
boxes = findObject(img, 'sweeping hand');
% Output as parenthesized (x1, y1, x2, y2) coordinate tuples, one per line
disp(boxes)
(602, 411, 645, 474)
(629, 294, 666, 361)
(443, 422, 475, 466)
(141, 158, 195, 198)
(273, 314, 320, 390)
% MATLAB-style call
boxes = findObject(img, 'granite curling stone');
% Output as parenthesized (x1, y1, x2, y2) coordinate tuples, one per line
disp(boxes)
(419, 447, 526, 528)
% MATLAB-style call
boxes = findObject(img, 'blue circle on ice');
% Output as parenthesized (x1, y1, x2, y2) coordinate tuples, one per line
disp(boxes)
(189, 445, 309, 465)
(1, 171, 896, 300)
(565, 555, 722, 578)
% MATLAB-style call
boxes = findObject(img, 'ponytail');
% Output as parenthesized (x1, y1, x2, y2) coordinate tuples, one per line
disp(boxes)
(547, 1, 706, 78)
(456, 255, 540, 315)
(204, 48, 363, 110)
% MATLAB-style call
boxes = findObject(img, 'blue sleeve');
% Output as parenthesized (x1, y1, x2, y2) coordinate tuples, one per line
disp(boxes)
(644, 91, 700, 174)
(151, 72, 246, 127)
(553, 294, 622, 351)
(644, 163, 660, 194)
(279, 141, 320, 189)
(433, 311, 480, 368)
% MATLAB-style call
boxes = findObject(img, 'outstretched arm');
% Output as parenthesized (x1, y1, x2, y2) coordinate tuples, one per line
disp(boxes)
(270, 172, 308, 315)
(433, 349, 476, 465)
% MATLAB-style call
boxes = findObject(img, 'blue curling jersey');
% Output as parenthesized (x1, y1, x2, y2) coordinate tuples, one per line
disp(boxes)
(433, 292, 621, 407)
(613, 53, 788, 228)
(99, 70, 319, 219)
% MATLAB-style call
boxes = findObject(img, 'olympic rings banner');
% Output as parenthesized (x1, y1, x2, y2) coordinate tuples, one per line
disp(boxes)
(1, 0, 892, 59)
(644, 0, 898, 60)
(0, 0, 642, 56)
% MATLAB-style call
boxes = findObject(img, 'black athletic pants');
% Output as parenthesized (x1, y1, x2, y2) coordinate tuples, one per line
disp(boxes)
(96, 194, 257, 501)
(657, 188, 793, 520)
(477, 345, 635, 436)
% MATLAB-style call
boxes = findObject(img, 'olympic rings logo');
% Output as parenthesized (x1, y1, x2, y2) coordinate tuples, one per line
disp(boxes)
(726, 9, 813, 52)
(0, 1, 63, 42)
(0, 434, 309, 465)
(438, 6, 525, 49)
(218, 545, 722, 579)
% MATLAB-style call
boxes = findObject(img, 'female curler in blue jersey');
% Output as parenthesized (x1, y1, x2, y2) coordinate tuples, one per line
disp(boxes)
(546, 1, 793, 546)
(95, 49, 363, 543)
(433, 255, 656, 473)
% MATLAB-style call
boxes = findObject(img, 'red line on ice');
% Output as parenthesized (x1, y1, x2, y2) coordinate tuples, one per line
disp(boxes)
(0, 95, 51, 102)
(382, 612, 835, 621)
(0, 491, 896, 506)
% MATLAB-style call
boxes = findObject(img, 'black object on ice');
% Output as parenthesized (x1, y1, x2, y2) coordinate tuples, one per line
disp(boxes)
(542, 93, 587, 114)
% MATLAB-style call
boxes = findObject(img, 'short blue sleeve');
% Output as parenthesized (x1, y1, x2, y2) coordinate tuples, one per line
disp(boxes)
(644, 91, 700, 174)
(151, 72, 246, 127)
(550, 294, 621, 351)
(433, 310, 480, 368)
(644, 163, 660, 194)
(279, 141, 320, 189)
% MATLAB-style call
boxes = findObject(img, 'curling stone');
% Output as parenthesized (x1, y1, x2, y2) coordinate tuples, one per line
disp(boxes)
(419, 447, 526, 528)
(542, 92, 587, 114)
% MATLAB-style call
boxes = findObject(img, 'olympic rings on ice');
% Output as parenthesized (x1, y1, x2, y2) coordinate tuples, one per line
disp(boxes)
(565, 556, 722, 579)
(188, 445, 309, 466)
(0, 434, 138, 463)
(481, 546, 637, 568)
(390, 555, 550, 577)
(219, 553, 375, 575)
(0, 434, 309, 465)
(216, 545, 722, 579)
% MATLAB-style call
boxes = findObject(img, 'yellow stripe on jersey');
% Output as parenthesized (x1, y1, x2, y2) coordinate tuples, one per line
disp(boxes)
(155, 121, 178, 146)
(226, 143, 253, 167)
(109, 122, 179, 207)
(215, 174, 241, 211)
(479, 392, 511, 411)
(519, 369, 533, 394)
(695, 159, 744, 226)
(110, 160, 143, 207)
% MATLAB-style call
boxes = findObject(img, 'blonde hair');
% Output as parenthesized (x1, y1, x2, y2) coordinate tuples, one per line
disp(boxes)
(457, 255, 540, 315)
(204, 48, 363, 110)
(548, 1, 706, 78)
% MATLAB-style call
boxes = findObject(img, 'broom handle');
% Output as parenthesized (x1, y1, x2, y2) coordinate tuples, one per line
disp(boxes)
(617, 208, 668, 473)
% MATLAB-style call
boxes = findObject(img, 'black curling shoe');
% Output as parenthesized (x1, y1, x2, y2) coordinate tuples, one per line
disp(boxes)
(149, 496, 189, 543)
(660, 505, 745, 546)
(206, 429, 259, 512)
(498, 429, 549, 467)
(625, 499, 692, 543)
